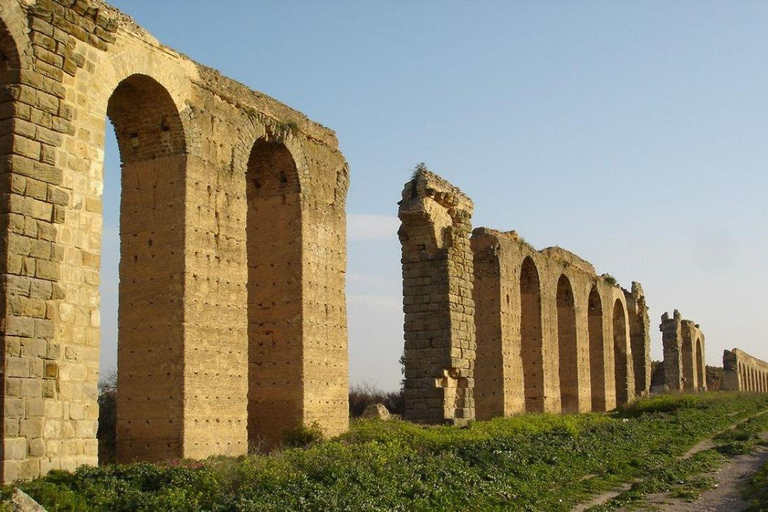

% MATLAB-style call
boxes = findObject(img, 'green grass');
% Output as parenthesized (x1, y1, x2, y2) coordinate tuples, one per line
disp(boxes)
(591, 399, 768, 510)
(741, 421, 768, 512)
(744, 459, 768, 511)
(4, 393, 768, 511)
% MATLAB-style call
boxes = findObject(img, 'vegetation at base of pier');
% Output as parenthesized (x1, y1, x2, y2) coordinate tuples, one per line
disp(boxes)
(4, 393, 768, 512)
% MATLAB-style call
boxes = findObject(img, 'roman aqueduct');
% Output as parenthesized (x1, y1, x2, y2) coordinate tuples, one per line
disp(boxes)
(0, 0, 349, 481)
(398, 170, 652, 423)
(0, 0, 766, 485)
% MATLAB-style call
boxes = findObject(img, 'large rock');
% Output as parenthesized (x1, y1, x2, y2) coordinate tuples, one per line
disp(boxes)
(11, 489, 46, 512)
(361, 404, 391, 420)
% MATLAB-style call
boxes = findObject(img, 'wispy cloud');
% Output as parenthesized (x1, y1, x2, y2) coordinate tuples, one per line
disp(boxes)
(347, 214, 399, 241)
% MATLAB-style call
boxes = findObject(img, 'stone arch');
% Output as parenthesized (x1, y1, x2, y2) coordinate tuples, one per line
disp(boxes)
(681, 335, 694, 391)
(613, 299, 629, 406)
(556, 274, 578, 413)
(106, 74, 189, 463)
(0, 14, 20, 180)
(695, 338, 705, 391)
(627, 294, 649, 397)
(520, 257, 544, 412)
(246, 138, 303, 449)
(588, 286, 606, 411)
(0, 17, 20, 78)
(235, 118, 312, 195)
(0, 4, 31, 70)
(0, 15, 23, 480)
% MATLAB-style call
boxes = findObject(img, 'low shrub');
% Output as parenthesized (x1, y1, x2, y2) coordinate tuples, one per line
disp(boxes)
(618, 393, 700, 417)
(282, 422, 324, 449)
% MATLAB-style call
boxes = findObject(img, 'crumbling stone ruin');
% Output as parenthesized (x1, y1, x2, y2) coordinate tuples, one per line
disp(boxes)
(660, 311, 707, 392)
(722, 349, 768, 393)
(398, 170, 475, 425)
(0, 0, 349, 482)
(473, 230, 650, 416)
(399, 171, 651, 422)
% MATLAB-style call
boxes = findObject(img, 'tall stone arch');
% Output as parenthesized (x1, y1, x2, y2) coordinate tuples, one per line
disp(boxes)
(520, 257, 544, 413)
(104, 74, 189, 463)
(245, 138, 304, 448)
(612, 299, 630, 406)
(587, 286, 606, 411)
(695, 338, 705, 391)
(556, 274, 578, 413)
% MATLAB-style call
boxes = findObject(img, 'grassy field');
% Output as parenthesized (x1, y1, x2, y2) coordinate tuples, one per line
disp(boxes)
(744, 442, 768, 512)
(3, 393, 768, 511)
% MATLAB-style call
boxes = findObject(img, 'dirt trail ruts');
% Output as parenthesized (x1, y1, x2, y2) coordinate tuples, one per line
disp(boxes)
(682, 410, 766, 460)
(638, 434, 768, 512)
(571, 412, 768, 512)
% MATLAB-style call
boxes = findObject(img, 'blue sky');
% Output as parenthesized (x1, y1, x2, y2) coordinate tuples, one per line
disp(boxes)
(100, 1, 768, 390)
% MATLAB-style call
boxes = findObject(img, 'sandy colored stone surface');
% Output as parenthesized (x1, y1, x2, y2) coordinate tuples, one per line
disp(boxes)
(400, 170, 651, 422)
(660, 310, 707, 393)
(398, 170, 476, 425)
(723, 349, 768, 393)
(0, 0, 349, 482)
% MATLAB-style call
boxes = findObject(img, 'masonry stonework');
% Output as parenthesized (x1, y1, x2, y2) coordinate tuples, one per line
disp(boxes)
(398, 170, 476, 425)
(660, 311, 706, 392)
(0, 0, 349, 482)
(472, 229, 647, 417)
(400, 171, 650, 422)
(722, 349, 768, 393)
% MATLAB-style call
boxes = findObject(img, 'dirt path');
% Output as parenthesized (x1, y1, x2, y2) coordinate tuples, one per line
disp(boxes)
(681, 410, 765, 460)
(571, 414, 768, 512)
(638, 436, 768, 512)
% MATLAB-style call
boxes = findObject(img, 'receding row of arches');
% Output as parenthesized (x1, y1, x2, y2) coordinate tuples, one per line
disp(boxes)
(519, 257, 634, 414)
(739, 364, 768, 393)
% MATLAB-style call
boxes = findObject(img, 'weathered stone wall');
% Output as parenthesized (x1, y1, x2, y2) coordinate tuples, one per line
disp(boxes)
(722, 349, 768, 393)
(399, 170, 650, 422)
(626, 283, 651, 398)
(398, 170, 475, 425)
(660, 311, 706, 392)
(472, 228, 645, 417)
(0, 0, 348, 482)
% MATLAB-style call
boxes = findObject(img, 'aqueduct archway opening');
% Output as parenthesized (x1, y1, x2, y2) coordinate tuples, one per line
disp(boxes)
(612, 300, 629, 406)
(520, 257, 543, 413)
(105, 73, 188, 463)
(246, 138, 303, 449)
(588, 287, 606, 411)
(557, 275, 578, 413)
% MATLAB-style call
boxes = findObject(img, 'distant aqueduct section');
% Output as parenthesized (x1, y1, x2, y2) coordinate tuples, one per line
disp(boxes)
(722, 349, 768, 393)
(0, 0, 349, 482)
(398, 170, 652, 424)
(660, 311, 707, 392)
